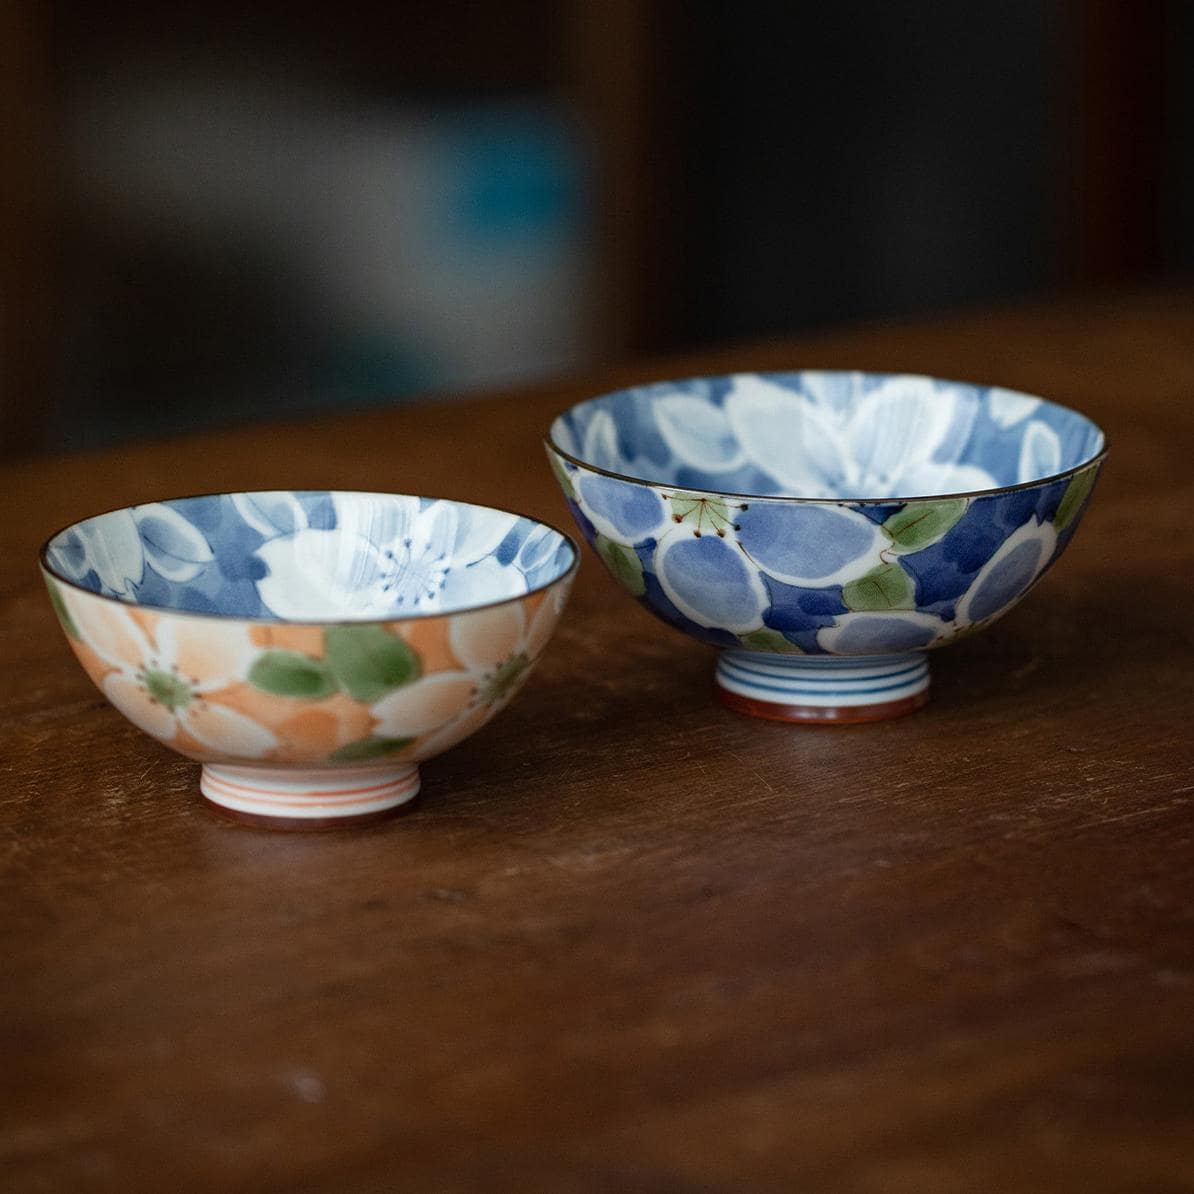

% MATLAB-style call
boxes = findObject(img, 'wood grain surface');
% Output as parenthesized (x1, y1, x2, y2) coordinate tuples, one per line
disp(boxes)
(3, 290, 1193, 1192)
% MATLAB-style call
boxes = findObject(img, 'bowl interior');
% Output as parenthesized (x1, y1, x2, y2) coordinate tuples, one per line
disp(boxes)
(550, 371, 1105, 500)
(44, 491, 576, 621)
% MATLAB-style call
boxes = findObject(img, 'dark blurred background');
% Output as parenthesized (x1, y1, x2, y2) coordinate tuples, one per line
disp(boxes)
(2, 0, 1189, 456)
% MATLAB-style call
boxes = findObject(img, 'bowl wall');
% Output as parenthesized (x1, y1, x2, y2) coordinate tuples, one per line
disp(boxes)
(44, 570, 574, 768)
(547, 373, 1105, 657)
(42, 492, 578, 770)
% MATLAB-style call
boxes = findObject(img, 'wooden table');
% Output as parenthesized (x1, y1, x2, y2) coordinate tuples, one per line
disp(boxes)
(4, 290, 1193, 1192)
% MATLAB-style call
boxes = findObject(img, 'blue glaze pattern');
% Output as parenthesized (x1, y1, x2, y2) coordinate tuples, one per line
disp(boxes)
(548, 372, 1105, 656)
(550, 371, 1104, 499)
(45, 491, 576, 621)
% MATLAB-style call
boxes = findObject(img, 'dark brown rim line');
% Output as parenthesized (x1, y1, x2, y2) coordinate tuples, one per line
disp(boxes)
(39, 489, 581, 626)
(544, 374, 1110, 506)
(545, 437, 1108, 506)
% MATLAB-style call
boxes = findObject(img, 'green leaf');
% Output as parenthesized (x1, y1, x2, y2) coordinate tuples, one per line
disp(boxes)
(1054, 466, 1098, 531)
(324, 625, 420, 702)
(328, 735, 414, 763)
(595, 534, 646, 596)
(548, 450, 577, 501)
(739, 627, 803, 654)
(248, 650, 338, 699)
(841, 562, 916, 611)
(45, 578, 80, 639)
(882, 499, 967, 553)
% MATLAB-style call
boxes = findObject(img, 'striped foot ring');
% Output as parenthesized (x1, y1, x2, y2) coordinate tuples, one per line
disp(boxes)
(715, 650, 930, 724)
(200, 763, 421, 828)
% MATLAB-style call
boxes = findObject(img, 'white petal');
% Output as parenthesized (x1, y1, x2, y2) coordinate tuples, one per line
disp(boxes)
(254, 529, 389, 619)
(847, 376, 960, 493)
(1018, 420, 1062, 483)
(331, 492, 421, 555)
(800, 371, 866, 416)
(513, 524, 563, 575)
(409, 502, 459, 562)
(80, 511, 145, 598)
(183, 702, 279, 759)
(102, 672, 178, 741)
(46, 530, 94, 582)
(133, 503, 214, 583)
(580, 409, 624, 474)
(371, 504, 457, 610)
(925, 385, 982, 470)
(232, 492, 310, 537)
(449, 601, 526, 670)
(549, 417, 578, 456)
(439, 556, 527, 612)
(653, 393, 746, 473)
(724, 375, 848, 496)
(548, 574, 574, 615)
(453, 505, 517, 566)
(988, 387, 1040, 429)
(69, 595, 155, 671)
(371, 672, 477, 737)
(157, 618, 257, 690)
(411, 699, 502, 761)
(524, 592, 567, 659)
(897, 461, 1000, 497)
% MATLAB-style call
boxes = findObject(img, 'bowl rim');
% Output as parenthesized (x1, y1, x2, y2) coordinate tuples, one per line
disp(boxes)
(545, 369, 1110, 506)
(39, 489, 581, 625)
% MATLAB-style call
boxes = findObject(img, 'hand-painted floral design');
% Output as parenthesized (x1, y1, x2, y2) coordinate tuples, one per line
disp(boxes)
(368, 582, 568, 759)
(723, 373, 1002, 498)
(55, 586, 278, 759)
(551, 371, 1104, 500)
(42, 493, 577, 775)
(252, 494, 533, 620)
(47, 502, 214, 599)
(44, 491, 575, 623)
(46, 571, 574, 769)
(548, 372, 1105, 660)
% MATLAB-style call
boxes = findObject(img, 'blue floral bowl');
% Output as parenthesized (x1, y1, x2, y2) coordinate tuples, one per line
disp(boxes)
(42, 492, 578, 825)
(547, 372, 1106, 722)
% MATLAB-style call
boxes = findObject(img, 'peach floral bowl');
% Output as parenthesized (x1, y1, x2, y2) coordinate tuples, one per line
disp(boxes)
(40, 491, 578, 828)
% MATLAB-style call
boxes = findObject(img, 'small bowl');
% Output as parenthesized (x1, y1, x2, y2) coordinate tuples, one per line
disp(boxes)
(41, 491, 578, 826)
(547, 371, 1106, 722)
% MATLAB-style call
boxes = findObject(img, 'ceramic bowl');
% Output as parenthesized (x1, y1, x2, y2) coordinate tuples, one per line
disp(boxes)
(547, 371, 1106, 722)
(41, 491, 578, 826)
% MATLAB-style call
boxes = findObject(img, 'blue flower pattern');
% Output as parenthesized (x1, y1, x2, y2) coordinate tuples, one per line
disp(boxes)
(549, 372, 1105, 655)
(45, 492, 576, 621)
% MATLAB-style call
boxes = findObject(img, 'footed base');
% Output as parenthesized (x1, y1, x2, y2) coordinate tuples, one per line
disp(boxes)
(716, 651, 930, 724)
(200, 763, 421, 828)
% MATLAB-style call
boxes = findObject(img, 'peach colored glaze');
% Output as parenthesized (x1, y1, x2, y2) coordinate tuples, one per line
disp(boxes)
(51, 579, 569, 770)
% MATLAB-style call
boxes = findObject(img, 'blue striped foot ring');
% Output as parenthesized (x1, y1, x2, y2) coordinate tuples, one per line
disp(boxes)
(715, 651, 930, 723)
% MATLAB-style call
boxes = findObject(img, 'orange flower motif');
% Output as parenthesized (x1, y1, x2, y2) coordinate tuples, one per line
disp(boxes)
(63, 591, 278, 761)
(370, 586, 567, 759)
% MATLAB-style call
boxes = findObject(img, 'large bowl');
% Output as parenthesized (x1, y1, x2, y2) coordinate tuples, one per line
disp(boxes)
(41, 491, 578, 826)
(547, 371, 1105, 722)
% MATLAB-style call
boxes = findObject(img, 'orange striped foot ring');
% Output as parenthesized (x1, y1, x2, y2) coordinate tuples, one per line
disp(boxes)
(200, 763, 420, 827)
